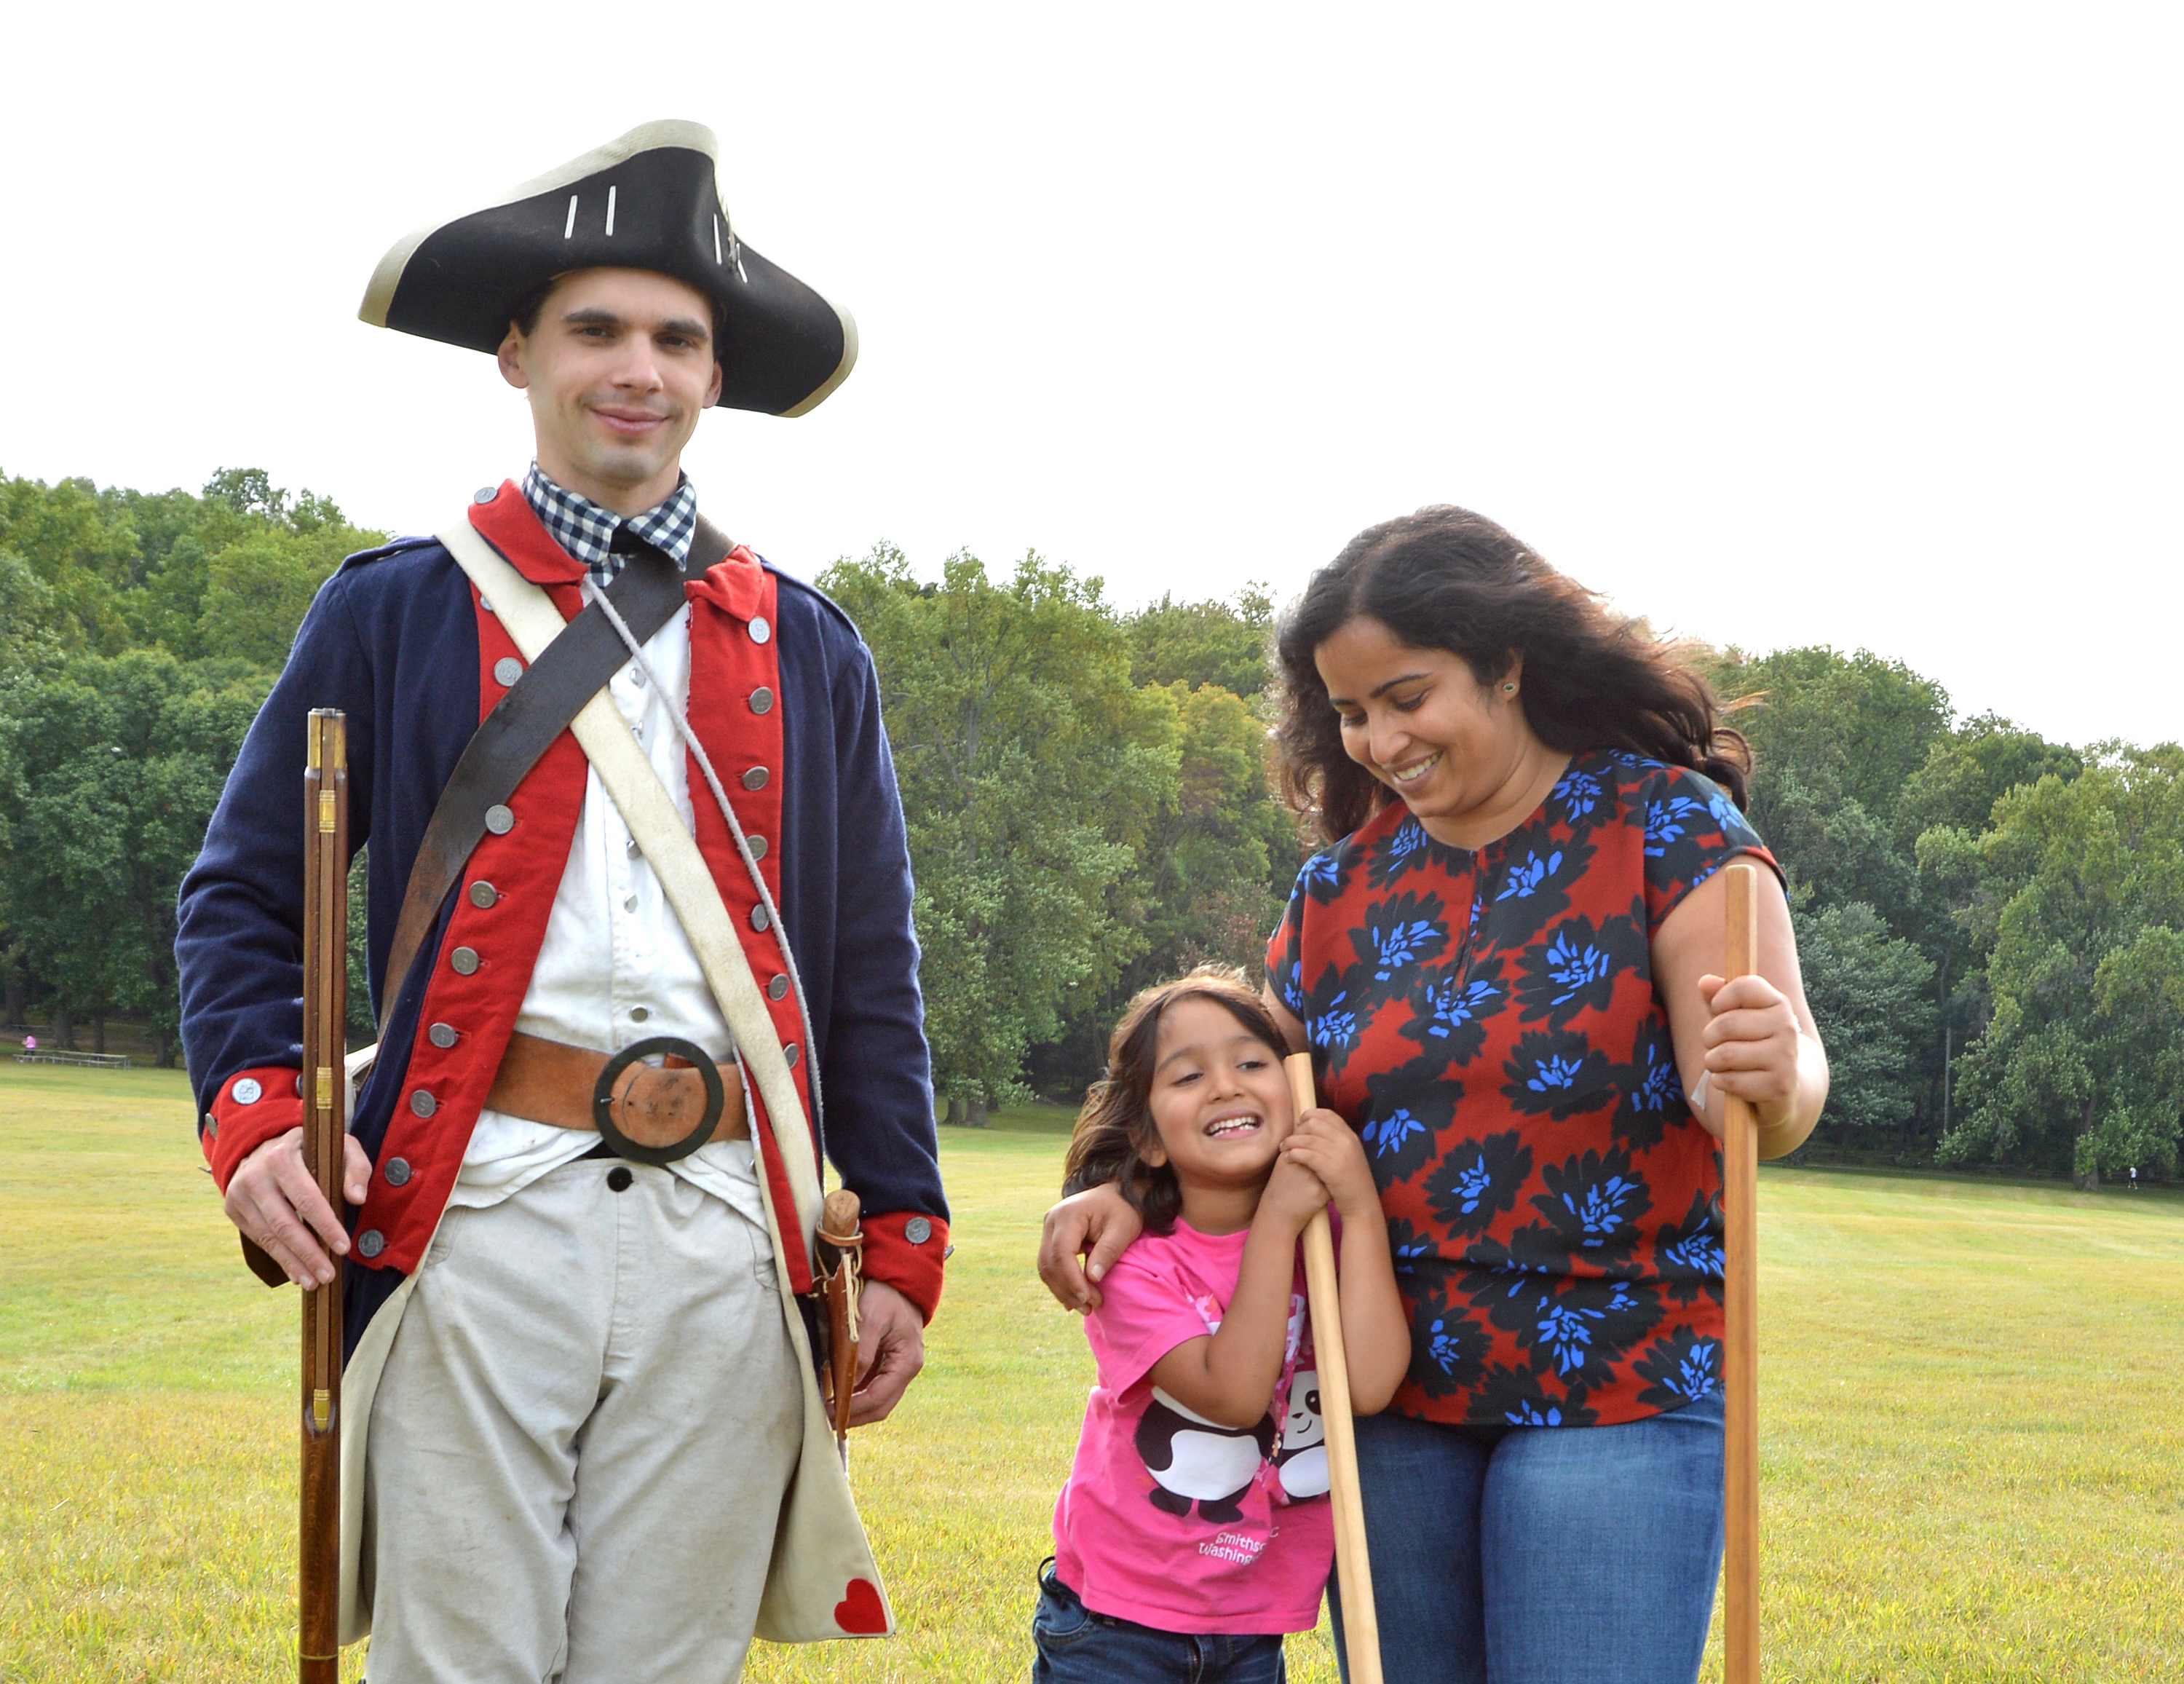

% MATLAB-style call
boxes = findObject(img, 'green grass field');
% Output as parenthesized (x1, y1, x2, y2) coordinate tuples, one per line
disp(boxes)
(1, 1062, 2180, 1682)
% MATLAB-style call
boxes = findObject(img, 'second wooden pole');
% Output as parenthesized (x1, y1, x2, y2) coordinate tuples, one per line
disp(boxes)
(1284, 1051, 1383, 1684)
(1722, 861, 1761, 1684)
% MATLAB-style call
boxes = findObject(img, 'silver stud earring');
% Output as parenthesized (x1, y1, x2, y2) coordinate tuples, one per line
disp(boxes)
(1503, 682, 1517, 693)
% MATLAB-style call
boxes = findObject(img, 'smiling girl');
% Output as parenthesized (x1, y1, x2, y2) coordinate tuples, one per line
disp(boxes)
(1035, 968, 1408, 1683)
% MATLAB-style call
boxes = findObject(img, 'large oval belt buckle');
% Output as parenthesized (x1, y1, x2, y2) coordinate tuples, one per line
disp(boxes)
(592, 1036, 727, 1166)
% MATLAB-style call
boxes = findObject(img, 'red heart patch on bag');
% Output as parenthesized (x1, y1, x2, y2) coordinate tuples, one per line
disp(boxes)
(834, 1577, 887, 1634)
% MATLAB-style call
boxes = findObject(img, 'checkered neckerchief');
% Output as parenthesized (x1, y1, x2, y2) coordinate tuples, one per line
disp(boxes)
(521, 464, 699, 591)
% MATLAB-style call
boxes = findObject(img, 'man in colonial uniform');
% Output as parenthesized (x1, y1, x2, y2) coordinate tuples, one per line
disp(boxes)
(176, 121, 946, 1680)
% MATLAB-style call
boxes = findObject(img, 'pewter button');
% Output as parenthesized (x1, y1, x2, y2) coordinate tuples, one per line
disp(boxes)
(473, 486, 496, 505)
(494, 657, 523, 687)
(451, 946, 480, 975)
(428, 1022, 457, 1049)
(383, 1157, 411, 1187)
(748, 615, 771, 644)
(485, 805, 515, 834)
(783, 1041, 800, 1067)
(479, 595, 494, 614)
(742, 766, 769, 791)
(767, 973, 789, 1001)
(748, 686, 774, 714)
(905, 1217, 932, 1245)
(747, 835, 767, 860)
(410, 1090, 437, 1118)
(232, 1077, 262, 1104)
(631, 1005, 651, 1022)
(626, 837, 641, 857)
(357, 1230, 386, 1259)
(469, 881, 497, 908)
(205, 1116, 219, 1140)
(750, 905, 769, 933)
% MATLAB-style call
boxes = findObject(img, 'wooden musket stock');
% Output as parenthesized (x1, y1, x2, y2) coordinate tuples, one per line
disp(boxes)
(1283, 1052, 1383, 1684)
(300, 710, 347, 1681)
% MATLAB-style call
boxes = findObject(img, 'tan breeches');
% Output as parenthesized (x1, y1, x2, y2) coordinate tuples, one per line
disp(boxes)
(361, 1155, 802, 1683)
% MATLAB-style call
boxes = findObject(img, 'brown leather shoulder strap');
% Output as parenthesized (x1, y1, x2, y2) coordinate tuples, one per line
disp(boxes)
(375, 534, 695, 1035)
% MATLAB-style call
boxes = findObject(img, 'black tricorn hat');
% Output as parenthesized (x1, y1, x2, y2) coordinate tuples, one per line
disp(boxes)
(359, 119, 856, 417)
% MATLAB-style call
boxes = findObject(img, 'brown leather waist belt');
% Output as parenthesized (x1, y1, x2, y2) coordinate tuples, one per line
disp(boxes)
(486, 1030, 748, 1152)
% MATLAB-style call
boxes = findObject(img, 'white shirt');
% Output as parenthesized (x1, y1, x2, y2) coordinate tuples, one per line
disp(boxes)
(451, 582, 768, 1233)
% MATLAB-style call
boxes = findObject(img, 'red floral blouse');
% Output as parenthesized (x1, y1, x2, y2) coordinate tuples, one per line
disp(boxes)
(1265, 751, 1780, 1428)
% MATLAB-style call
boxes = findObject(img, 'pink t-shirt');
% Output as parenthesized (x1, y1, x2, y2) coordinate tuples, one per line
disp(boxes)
(1051, 1219, 1334, 1636)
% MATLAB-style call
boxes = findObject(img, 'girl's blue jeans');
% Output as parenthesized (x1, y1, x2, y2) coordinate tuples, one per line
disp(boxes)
(1032, 1560, 1288, 1684)
(1332, 1389, 1724, 1684)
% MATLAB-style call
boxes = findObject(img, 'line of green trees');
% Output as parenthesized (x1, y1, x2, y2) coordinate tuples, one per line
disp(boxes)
(4, 467, 2177, 1183)
(0, 469, 381, 1062)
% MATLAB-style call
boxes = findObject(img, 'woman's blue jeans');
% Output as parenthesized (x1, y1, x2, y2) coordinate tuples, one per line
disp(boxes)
(1332, 1389, 1723, 1684)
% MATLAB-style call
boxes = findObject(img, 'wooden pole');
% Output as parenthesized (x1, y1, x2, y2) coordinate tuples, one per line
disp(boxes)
(1284, 1052, 1383, 1684)
(1722, 861, 1761, 1684)
(299, 710, 347, 1683)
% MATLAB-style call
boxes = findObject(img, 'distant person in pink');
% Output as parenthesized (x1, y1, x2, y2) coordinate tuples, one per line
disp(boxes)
(22, 1035, 35, 1051)
(1036, 968, 1409, 1683)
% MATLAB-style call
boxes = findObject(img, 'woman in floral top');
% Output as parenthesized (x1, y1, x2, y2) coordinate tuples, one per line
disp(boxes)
(1042, 506, 1829, 1683)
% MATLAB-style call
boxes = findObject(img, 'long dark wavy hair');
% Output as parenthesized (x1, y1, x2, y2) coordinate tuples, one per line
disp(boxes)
(1062, 965, 1291, 1236)
(1274, 505, 1752, 843)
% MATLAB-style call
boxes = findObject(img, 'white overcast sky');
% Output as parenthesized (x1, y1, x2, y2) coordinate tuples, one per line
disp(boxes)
(5, 4, 2177, 748)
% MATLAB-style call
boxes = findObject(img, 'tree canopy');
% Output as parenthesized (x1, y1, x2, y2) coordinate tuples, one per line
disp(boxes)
(4, 463, 2177, 1182)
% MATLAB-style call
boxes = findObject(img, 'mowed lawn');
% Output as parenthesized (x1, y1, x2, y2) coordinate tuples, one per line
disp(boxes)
(1, 1064, 2180, 1682)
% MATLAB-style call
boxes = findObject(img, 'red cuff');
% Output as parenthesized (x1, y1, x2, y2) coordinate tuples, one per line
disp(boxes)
(860, 1211, 949, 1324)
(201, 1066, 304, 1190)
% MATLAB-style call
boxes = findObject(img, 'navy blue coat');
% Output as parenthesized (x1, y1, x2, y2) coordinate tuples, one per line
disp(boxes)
(177, 490, 948, 1353)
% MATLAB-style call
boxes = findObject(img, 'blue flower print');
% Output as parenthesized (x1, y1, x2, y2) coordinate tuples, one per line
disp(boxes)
(1302, 962, 1362, 1075)
(1612, 1029, 1687, 1152)
(1399, 965, 1503, 1064)
(1552, 765, 1606, 825)
(1654, 1189, 1725, 1306)
(1660, 1229, 1723, 1279)
(1384, 1217, 1436, 1278)
(1366, 815, 1434, 888)
(1361, 1108, 1428, 1161)
(1512, 913, 1642, 1028)
(1645, 796, 1705, 858)
(1348, 890, 1448, 984)
(1500, 1031, 1615, 1121)
(1497, 848, 1564, 903)
(1634, 1326, 1721, 1410)
(1405, 1285, 1487, 1398)
(1532, 1146, 1654, 1262)
(1512, 1276, 1660, 1380)
(1298, 850, 1345, 903)
(1474, 1361, 1599, 1428)
(1360, 1064, 1456, 1184)
(1426, 1129, 1532, 1239)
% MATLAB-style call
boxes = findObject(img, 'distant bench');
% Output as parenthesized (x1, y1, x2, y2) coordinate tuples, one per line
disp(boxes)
(14, 1051, 132, 1069)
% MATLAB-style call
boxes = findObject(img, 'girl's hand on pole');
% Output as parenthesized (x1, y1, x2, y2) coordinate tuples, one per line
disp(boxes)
(1037, 1181, 1142, 1311)
(1259, 1148, 1334, 1233)
(1696, 972, 1802, 1128)
(1280, 1108, 1377, 1223)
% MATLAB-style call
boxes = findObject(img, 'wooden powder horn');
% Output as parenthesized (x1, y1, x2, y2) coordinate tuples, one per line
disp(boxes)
(1283, 1052, 1383, 1684)
(1722, 859, 1762, 1684)
(299, 708, 348, 1682)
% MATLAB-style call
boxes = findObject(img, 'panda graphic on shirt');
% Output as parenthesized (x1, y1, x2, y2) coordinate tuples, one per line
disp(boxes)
(1134, 1292, 1324, 1521)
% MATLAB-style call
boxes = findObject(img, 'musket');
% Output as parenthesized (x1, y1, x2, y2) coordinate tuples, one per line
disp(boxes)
(299, 709, 347, 1683)
(1283, 1053, 1383, 1684)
